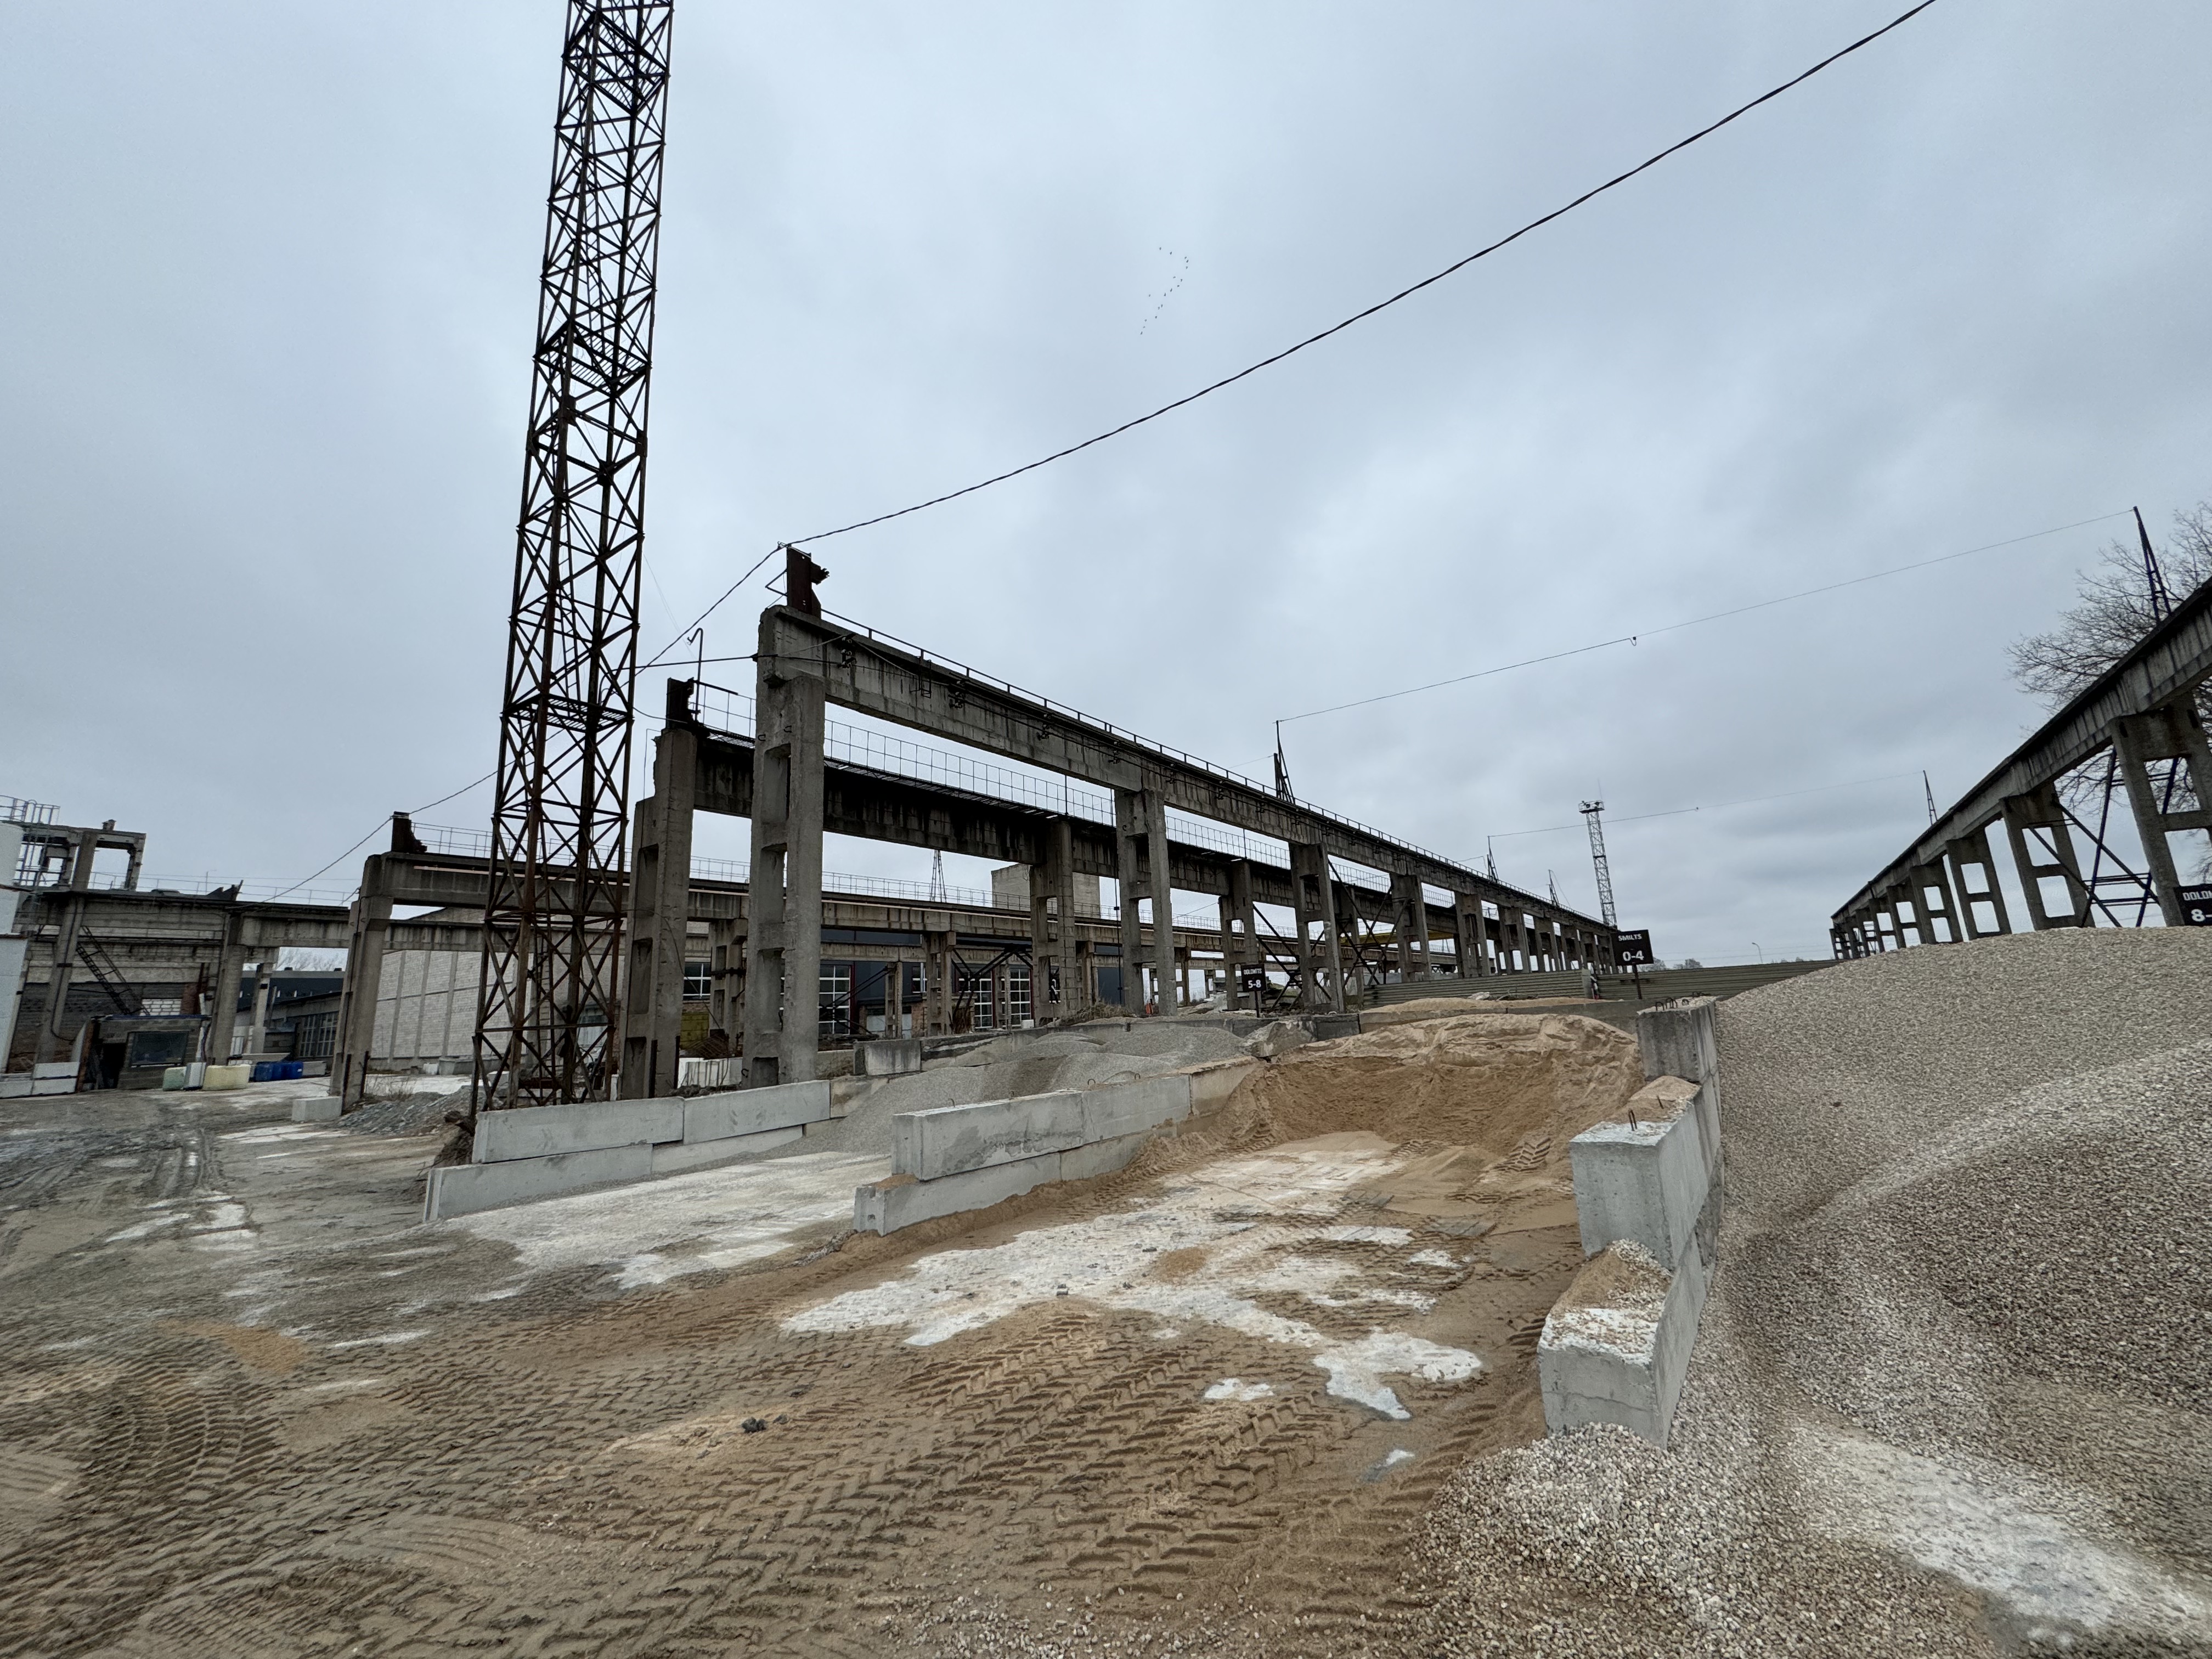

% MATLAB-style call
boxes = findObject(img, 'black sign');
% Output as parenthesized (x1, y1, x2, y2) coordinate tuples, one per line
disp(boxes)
(1237, 964, 1267, 996)
(2180, 887, 2212, 927)
(1615, 929, 1656, 966)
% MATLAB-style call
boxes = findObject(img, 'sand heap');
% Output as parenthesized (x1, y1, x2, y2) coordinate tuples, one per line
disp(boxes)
(1233, 1011, 1643, 1165)
(1409, 928, 2212, 1658)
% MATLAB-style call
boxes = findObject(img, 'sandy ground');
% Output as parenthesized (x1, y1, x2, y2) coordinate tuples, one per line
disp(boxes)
(0, 1014, 1639, 1657)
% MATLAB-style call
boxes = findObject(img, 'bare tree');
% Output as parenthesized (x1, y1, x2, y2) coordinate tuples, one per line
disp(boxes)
(2009, 503, 2212, 707)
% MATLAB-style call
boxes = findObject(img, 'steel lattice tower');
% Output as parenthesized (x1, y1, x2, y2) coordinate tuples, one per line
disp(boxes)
(1580, 801, 1619, 929)
(473, 1, 673, 1110)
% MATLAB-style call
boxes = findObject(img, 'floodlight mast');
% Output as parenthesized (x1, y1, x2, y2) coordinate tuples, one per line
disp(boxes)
(471, 2, 675, 1112)
(1580, 801, 1619, 930)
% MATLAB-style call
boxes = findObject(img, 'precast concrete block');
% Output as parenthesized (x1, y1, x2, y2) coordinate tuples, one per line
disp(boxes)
(1310, 1014, 1361, 1041)
(202, 1065, 249, 1092)
(1567, 1082, 1708, 1272)
(472, 1098, 682, 1164)
(683, 1079, 832, 1144)
(1057, 1129, 1154, 1183)
(290, 1096, 343, 1122)
(650, 1126, 803, 1175)
(1637, 999, 1720, 1155)
(1076, 1074, 1192, 1144)
(1538, 1240, 1709, 1447)
(854, 1148, 1064, 1235)
(425, 1143, 652, 1222)
(894, 1091, 1089, 1180)
(856, 1037, 924, 1077)
(1187, 1058, 1259, 1114)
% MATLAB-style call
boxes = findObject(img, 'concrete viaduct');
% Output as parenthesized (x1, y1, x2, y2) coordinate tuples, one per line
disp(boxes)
(1833, 570, 2212, 949)
(615, 603, 1617, 1093)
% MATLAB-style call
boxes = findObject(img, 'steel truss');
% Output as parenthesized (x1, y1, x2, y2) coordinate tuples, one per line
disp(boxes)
(473, 2, 673, 1110)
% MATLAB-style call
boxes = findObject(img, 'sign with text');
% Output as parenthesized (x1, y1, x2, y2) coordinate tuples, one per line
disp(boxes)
(2180, 887, 2212, 927)
(1614, 929, 1656, 966)
(1237, 964, 1268, 997)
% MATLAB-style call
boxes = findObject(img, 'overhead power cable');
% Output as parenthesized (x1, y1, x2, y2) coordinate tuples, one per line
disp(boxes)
(1278, 512, 2126, 726)
(264, 772, 498, 902)
(782, 0, 1941, 546)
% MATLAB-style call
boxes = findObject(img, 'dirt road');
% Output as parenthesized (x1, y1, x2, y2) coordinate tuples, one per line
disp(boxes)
(0, 1048, 1608, 1658)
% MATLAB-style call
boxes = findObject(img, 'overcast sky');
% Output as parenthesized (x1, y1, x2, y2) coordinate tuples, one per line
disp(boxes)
(5, 1, 2208, 963)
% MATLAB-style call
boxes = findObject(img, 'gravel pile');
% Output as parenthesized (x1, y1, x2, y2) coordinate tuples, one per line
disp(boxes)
(1409, 928, 2212, 1658)
(338, 1082, 470, 1137)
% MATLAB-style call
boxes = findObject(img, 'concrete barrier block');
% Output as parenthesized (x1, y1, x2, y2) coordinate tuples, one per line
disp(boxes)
(1077, 1074, 1192, 1144)
(684, 1079, 833, 1144)
(1539, 1240, 1708, 1447)
(855, 1148, 1063, 1234)
(202, 1064, 250, 1092)
(1187, 1058, 1259, 1113)
(426, 1143, 652, 1221)
(472, 1098, 682, 1164)
(1638, 997, 1719, 1095)
(290, 1096, 343, 1122)
(856, 1037, 924, 1077)
(1567, 1085, 1707, 1272)
(651, 1125, 803, 1175)
(1310, 1014, 1361, 1041)
(1058, 1129, 1153, 1183)
(894, 1091, 1088, 1180)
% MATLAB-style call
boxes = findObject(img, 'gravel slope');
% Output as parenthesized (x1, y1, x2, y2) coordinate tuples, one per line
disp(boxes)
(1410, 928, 2212, 1658)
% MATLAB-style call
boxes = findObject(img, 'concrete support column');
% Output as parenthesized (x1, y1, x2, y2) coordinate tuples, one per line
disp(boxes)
(1113, 789, 1147, 1013)
(1288, 841, 1329, 1008)
(742, 638, 827, 1086)
(35, 828, 95, 1063)
(622, 694, 699, 1098)
(1910, 858, 1966, 945)
(923, 926, 956, 1035)
(1141, 788, 1178, 1016)
(2113, 704, 2212, 928)
(2000, 782, 2090, 929)
(1452, 894, 1484, 978)
(333, 858, 392, 1104)
(245, 962, 274, 1055)
(708, 915, 743, 1043)
(1946, 829, 2012, 937)
(1033, 816, 1076, 1020)
(1388, 873, 1427, 982)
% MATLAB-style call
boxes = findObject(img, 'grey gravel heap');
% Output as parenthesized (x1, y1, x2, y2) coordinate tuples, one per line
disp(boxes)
(1410, 928, 2212, 1658)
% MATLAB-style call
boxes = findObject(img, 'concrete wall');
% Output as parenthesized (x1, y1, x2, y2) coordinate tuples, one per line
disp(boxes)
(1538, 997, 1722, 1447)
(424, 1079, 834, 1221)
(855, 1060, 1252, 1235)
(371, 948, 476, 1068)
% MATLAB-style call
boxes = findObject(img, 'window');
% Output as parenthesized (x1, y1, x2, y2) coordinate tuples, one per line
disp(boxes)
(682, 959, 711, 1001)
(126, 1030, 193, 1070)
(818, 963, 852, 1041)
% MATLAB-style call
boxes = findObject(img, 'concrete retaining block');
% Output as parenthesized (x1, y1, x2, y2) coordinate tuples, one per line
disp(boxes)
(1188, 1057, 1257, 1113)
(1077, 1073, 1193, 1144)
(855, 1149, 1063, 1234)
(291, 1096, 343, 1123)
(202, 1064, 249, 1092)
(1567, 1077, 1707, 1272)
(651, 1125, 803, 1175)
(472, 1097, 682, 1164)
(1539, 1240, 1709, 1447)
(426, 1143, 652, 1221)
(1057, 1128, 1153, 1183)
(856, 1037, 924, 1077)
(684, 1079, 833, 1144)
(1310, 1014, 1361, 1041)
(1638, 1000, 1721, 1164)
(895, 1090, 1089, 1180)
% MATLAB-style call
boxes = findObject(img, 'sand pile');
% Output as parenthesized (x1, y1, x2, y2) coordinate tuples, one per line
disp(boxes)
(1408, 928, 2212, 1658)
(1232, 1012, 1641, 1164)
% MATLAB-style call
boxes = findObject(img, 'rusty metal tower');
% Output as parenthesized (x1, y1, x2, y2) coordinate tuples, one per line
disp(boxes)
(473, 1, 674, 1110)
